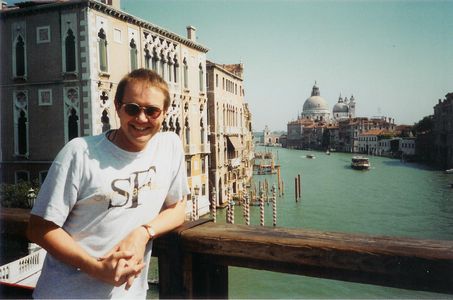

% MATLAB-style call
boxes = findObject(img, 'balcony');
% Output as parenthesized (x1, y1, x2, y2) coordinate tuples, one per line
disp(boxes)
(184, 143, 211, 155)
(228, 157, 241, 169)
(184, 144, 198, 155)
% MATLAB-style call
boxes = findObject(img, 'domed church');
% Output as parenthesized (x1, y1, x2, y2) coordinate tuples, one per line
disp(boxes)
(333, 94, 356, 121)
(301, 82, 330, 122)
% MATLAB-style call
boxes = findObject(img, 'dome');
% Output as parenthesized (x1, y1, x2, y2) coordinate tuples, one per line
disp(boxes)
(303, 95, 329, 112)
(333, 102, 349, 113)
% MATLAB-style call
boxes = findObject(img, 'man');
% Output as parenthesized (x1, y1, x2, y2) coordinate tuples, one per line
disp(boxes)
(27, 69, 189, 298)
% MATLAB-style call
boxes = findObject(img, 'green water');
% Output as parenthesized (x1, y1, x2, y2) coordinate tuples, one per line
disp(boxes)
(218, 146, 453, 299)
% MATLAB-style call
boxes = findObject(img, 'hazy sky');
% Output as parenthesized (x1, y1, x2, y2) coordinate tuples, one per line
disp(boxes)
(8, 0, 451, 131)
(121, 0, 452, 132)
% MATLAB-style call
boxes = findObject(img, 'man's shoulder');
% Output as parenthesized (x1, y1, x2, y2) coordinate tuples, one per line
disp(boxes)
(56, 134, 104, 161)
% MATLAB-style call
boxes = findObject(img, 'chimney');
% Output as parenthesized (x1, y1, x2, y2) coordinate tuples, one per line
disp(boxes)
(186, 25, 196, 42)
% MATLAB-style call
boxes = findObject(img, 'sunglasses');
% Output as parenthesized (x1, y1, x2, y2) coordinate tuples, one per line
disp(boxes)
(121, 103, 162, 119)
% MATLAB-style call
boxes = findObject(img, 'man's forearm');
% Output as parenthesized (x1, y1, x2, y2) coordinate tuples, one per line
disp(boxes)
(27, 214, 140, 286)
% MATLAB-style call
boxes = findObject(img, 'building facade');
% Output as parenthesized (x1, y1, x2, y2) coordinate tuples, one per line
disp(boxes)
(206, 61, 253, 206)
(1, 0, 211, 214)
(432, 93, 453, 169)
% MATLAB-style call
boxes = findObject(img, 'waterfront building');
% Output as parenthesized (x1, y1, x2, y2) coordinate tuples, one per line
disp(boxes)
(262, 125, 281, 145)
(286, 82, 358, 150)
(0, 0, 211, 214)
(206, 61, 253, 206)
(286, 118, 314, 149)
(324, 124, 340, 151)
(338, 117, 395, 153)
(357, 129, 388, 155)
(400, 138, 416, 157)
(432, 93, 453, 169)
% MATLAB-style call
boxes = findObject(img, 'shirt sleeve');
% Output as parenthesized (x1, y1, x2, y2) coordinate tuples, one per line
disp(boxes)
(31, 139, 82, 227)
(164, 134, 190, 206)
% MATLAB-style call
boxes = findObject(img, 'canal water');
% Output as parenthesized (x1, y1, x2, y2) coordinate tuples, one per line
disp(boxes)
(216, 146, 453, 299)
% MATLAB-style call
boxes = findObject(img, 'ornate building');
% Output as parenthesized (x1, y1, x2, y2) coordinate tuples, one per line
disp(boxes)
(300, 82, 330, 122)
(206, 61, 253, 206)
(1, 0, 211, 214)
(332, 95, 356, 121)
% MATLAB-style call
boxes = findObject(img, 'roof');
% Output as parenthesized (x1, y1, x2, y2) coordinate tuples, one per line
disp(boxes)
(360, 129, 385, 136)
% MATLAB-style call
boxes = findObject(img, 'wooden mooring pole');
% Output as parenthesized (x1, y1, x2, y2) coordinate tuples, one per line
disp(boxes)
(298, 173, 301, 200)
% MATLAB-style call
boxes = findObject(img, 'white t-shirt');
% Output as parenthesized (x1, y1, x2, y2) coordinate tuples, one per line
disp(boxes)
(31, 131, 190, 299)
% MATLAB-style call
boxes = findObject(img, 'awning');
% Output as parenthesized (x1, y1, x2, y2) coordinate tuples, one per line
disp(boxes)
(227, 136, 243, 150)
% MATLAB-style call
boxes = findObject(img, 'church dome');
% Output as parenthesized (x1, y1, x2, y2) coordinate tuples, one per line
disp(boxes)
(333, 102, 349, 113)
(333, 95, 349, 114)
(302, 83, 329, 112)
(303, 96, 329, 111)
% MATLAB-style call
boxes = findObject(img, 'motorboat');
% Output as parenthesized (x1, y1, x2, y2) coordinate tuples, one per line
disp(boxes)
(351, 156, 370, 170)
(306, 154, 316, 159)
(445, 169, 453, 174)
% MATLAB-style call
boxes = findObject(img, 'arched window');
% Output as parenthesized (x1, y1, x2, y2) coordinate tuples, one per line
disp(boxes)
(101, 109, 110, 132)
(14, 91, 28, 156)
(183, 58, 188, 89)
(65, 29, 76, 72)
(15, 35, 25, 77)
(185, 117, 190, 145)
(18, 110, 27, 155)
(144, 48, 151, 69)
(159, 52, 165, 79)
(98, 28, 108, 72)
(175, 118, 181, 136)
(199, 63, 204, 92)
(64, 88, 80, 142)
(173, 57, 179, 83)
(162, 119, 168, 132)
(167, 54, 173, 82)
(130, 38, 137, 70)
(169, 117, 175, 131)
(68, 108, 79, 141)
(152, 48, 158, 71)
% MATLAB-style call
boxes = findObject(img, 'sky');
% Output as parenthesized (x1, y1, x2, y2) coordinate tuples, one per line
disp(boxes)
(8, 0, 452, 131)
(120, 0, 453, 132)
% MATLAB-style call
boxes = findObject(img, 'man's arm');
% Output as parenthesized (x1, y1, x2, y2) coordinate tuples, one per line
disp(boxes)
(106, 198, 187, 289)
(27, 214, 144, 286)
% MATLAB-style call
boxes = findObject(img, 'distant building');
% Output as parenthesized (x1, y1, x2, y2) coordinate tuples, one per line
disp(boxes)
(286, 118, 313, 149)
(206, 60, 253, 206)
(301, 83, 330, 122)
(332, 95, 356, 121)
(338, 117, 396, 153)
(263, 125, 280, 145)
(286, 82, 357, 150)
(432, 93, 453, 169)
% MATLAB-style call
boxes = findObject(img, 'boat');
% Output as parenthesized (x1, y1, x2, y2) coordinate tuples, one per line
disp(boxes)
(325, 150, 330, 155)
(306, 154, 315, 159)
(0, 247, 46, 295)
(351, 156, 370, 170)
(445, 169, 453, 174)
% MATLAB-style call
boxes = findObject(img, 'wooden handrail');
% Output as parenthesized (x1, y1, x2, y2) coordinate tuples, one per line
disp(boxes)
(2, 210, 453, 298)
(153, 220, 453, 299)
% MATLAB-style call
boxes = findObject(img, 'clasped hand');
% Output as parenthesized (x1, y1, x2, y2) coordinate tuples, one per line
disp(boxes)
(96, 226, 149, 289)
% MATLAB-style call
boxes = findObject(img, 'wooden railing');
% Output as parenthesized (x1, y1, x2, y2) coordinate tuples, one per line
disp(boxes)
(2, 209, 453, 298)
(153, 219, 453, 299)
